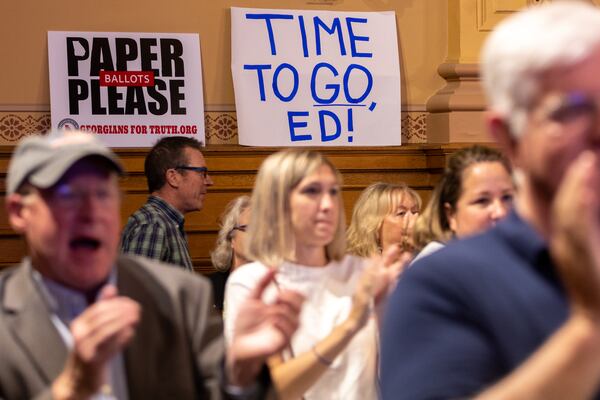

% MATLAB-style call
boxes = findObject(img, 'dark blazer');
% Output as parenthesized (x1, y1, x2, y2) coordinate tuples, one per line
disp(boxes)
(0, 255, 224, 400)
(380, 212, 569, 400)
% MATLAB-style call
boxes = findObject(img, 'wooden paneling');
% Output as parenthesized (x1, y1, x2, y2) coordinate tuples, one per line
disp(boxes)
(0, 144, 471, 274)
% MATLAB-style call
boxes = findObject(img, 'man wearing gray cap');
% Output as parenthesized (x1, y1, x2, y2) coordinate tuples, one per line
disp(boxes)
(0, 130, 303, 400)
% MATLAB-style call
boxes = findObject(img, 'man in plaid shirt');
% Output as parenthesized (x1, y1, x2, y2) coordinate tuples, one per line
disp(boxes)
(121, 136, 213, 271)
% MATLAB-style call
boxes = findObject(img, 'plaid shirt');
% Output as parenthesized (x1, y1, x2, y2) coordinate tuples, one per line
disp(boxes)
(120, 195, 193, 271)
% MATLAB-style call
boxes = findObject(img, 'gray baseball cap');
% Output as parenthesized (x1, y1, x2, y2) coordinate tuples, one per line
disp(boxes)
(6, 130, 123, 195)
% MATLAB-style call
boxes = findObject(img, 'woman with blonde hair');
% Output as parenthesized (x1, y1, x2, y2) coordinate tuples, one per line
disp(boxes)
(412, 145, 515, 262)
(224, 149, 406, 400)
(210, 195, 251, 311)
(347, 182, 421, 257)
(211, 195, 251, 272)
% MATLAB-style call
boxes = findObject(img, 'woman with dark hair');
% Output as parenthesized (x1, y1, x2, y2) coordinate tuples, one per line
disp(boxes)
(412, 145, 515, 262)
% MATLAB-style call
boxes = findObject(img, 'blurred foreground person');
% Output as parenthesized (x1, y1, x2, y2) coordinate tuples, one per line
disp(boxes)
(225, 149, 409, 400)
(382, 3, 600, 399)
(0, 130, 302, 400)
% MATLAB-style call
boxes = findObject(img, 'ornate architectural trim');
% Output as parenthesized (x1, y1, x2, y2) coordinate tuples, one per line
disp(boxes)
(402, 112, 427, 143)
(0, 113, 51, 143)
(477, 0, 552, 32)
(205, 112, 238, 144)
(0, 110, 427, 145)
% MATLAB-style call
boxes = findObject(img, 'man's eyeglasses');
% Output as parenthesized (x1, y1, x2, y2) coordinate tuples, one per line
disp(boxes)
(40, 183, 120, 210)
(175, 166, 209, 179)
(537, 92, 597, 126)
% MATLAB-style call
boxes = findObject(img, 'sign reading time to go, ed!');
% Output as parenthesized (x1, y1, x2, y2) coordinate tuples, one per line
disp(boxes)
(231, 7, 401, 147)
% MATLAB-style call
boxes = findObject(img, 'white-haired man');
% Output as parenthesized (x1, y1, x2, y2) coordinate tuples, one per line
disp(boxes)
(382, 2, 600, 399)
(0, 130, 303, 400)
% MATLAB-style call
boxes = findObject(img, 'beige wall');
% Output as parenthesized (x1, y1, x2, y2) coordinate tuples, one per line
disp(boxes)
(0, 0, 448, 144)
(3, 1, 542, 271)
(9, 1, 594, 144)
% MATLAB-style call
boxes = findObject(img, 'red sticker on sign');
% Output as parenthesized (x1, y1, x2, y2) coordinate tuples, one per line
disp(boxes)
(99, 71, 155, 87)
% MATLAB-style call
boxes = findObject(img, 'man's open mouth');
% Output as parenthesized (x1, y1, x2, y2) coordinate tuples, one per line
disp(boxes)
(69, 237, 101, 250)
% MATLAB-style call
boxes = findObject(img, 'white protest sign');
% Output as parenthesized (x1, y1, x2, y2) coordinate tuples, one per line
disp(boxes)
(231, 8, 401, 146)
(48, 31, 205, 147)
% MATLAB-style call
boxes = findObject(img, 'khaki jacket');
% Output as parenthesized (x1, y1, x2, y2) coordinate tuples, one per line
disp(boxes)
(0, 255, 224, 400)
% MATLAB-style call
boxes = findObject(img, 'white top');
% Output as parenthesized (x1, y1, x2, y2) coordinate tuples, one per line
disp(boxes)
(411, 240, 445, 265)
(224, 255, 379, 400)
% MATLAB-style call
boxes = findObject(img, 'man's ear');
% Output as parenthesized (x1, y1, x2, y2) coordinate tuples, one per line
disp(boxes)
(6, 194, 28, 233)
(165, 168, 181, 188)
(486, 111, 519, 164)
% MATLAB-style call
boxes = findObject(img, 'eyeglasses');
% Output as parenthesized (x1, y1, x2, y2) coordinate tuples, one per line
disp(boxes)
(175, 166, 209, 179)
(535, 92, 597, 128)
(41, 183, 120, 209)
(232, 224, 248, 233)
(227, 224, 248, 240)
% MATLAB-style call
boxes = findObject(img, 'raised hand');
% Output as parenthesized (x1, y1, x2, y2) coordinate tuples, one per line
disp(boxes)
(52, 285, 141, 400)
(346, 264, 377, 333)
(401, 210, 419, 253)
(372, 244, 413, 305)
(227, 269, 304, 386)
(551, 151, 600, 314)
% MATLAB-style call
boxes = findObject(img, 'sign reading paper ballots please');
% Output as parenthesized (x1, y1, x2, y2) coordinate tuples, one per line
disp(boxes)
(48, 31, 205, 147)
(231, 8, 401, 146)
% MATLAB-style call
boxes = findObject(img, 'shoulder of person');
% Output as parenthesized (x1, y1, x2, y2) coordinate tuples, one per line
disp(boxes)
(402, 229, 511, 300)
(124, 210, 170, 228)
(0, 263, 21, 281)
(0, 261, 30, 305)
(117, 254, 210, 289)
(226, 261, 270, 287)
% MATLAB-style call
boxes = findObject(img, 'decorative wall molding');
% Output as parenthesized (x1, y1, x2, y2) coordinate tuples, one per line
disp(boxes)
(0, 113, 51, 143)
(0, 110, 428, 145)
(477, 0, 546, 32)
(205, 112, 238, 144)
(426, 62, 487, 142)
(427, 63, 483, 113)
(402, 112, 427, 143)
